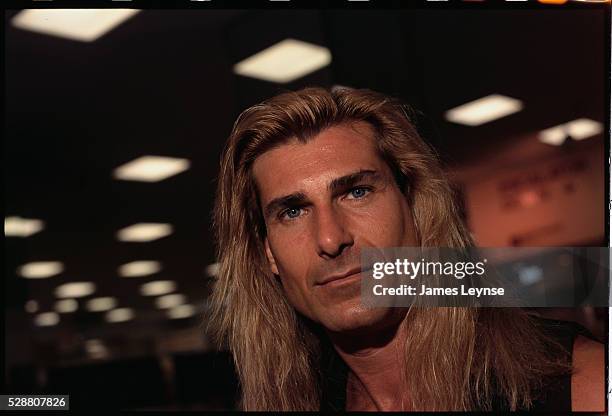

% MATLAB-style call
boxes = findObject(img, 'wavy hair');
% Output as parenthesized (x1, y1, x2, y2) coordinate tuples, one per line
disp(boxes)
(209, 87, 569, 411)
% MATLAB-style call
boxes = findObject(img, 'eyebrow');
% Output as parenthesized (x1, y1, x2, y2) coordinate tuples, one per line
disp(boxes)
(328, 169, 382, 195)
(264, 192, 308, 221)
(263, 169, 382, 220)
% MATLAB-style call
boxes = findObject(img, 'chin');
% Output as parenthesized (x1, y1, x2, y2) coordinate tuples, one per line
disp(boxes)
(318, 302, 399, 334)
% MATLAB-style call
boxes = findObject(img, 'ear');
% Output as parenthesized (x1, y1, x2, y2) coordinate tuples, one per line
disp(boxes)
(264, 237, 279, 275)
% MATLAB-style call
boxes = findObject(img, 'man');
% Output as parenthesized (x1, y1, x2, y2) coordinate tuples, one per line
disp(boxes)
(209, 87, 604, 411)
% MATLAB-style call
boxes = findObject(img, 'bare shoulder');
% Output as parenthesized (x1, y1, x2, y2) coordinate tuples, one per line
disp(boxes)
(571, 335, 605, 412)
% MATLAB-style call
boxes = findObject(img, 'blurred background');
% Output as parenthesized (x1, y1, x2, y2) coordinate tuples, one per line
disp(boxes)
(4, 6, 609, 410)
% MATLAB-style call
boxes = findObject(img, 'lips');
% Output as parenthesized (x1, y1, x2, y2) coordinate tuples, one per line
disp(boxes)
(316, 267, 363, 286)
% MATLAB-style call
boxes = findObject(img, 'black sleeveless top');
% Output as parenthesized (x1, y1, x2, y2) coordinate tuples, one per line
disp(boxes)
(319, 317, 599, 412)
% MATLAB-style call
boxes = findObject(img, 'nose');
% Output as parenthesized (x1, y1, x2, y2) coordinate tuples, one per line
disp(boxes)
(314, 205, 354, 259)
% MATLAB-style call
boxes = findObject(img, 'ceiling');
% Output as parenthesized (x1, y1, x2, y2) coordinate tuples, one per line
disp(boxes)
(4, 6, 608, 354)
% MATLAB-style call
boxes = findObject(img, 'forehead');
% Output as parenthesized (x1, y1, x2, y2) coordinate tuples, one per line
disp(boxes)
(252, 122, 388, 200)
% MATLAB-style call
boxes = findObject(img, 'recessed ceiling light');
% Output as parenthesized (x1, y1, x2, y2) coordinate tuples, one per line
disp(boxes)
(538, 118, 603, 146)
(25, 300, 39, 314)
(113, 156, 191, 183)
(444, 94, 524, 126)
(117, 223, 173, 242)
(34, 312, 60, 327)
(205, 262, 220, 277)
(233, 38, 332, 84)
(85, 339, 104, 352)
(155, 294, 187, 309)
(167, 304, 196, 319)
(55, 282, 96, 298)
(86, 297, 118, 312)
(5, 216, 44, 237)
(17, 261, 64, 279)
(118, 260, 161, 277)
(85, 339, 109, 359)
(106, 308, 134, 323)
(11, 9, 140, 43)
(140, 280, 177, 296)
(55, 299, 78, 313)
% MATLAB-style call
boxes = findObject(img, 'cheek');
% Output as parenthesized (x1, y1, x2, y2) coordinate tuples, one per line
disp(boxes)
(276, 262, 314, 319)
(275, 253, 308, 282)
(397, 197, 418, 245)
(269, 232, 312, 293)
(353, 192, 415, 246)
(270, 230, 309, 274)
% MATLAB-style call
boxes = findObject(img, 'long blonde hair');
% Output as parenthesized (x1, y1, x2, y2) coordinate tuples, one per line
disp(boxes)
(209, 87, 569, 411)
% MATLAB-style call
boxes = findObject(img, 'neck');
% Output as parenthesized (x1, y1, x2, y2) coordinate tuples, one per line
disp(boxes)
(327, 316, 408, 411)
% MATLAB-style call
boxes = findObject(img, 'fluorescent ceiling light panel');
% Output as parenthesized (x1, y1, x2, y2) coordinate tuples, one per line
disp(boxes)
(155, 294, 186, 309)
(106, 308, 134, 323)
(11, 9, 140, 43)
(5, 216, 44, 237)
(538, 125, 567, 146)
(18, 261, 64, 279)
(86, 297, 118, 312)
(538, 118, 602, 146)
(55, 282, 96, 298)
(117, 223, 173, 242)
(118, 260, 161, 277)
(167, 304, 196, 319)
(113, 156, 191, 182)
(565, 118, 603, 140)
(35, 312, 60, 327)
(140, 280, 177, 296)
(233, 38, 332, 84)
(445, 94, 524, 126)
(55, 299, 78, 313)
(25, 300, 39, 313)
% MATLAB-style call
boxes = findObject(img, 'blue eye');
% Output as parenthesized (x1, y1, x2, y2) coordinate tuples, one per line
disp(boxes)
(349, 187, 370, 199)
(284, 208, 302, 219)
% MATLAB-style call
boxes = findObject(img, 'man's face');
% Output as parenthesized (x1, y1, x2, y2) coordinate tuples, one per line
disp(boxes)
(253, 122, 417, 334)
